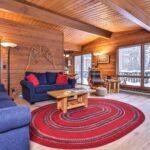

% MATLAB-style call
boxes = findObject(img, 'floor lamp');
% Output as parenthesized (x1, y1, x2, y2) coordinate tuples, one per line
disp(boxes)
(1, 42, 17, 95)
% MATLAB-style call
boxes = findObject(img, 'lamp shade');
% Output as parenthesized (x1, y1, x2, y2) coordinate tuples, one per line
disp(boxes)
(1, 42, 17, 48)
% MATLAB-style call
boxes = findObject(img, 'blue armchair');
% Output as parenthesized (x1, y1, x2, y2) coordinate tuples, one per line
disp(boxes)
(0, 84, 31, 150)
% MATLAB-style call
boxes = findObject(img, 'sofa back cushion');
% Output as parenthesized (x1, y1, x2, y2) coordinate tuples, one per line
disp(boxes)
(46, 72, 62, 84)
(56, 74, 68, 84)
(26, 74, 39, 86)
(25, 72, 47, 85)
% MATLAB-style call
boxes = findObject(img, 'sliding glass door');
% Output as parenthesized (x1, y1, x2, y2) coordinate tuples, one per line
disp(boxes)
(74, 55, 82, 84)
(82, 54, 92, 84)
(74, 54, 92, 85)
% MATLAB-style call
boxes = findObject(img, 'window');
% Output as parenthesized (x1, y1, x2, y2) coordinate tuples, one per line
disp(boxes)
(118, 43, 150, 89)
(118, 45, 141, 86)
(144, 44, 150, 87)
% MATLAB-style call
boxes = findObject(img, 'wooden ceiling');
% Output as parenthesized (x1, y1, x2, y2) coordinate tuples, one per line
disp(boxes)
(133, 0, 150, 15)
(0, 0, 149, 46)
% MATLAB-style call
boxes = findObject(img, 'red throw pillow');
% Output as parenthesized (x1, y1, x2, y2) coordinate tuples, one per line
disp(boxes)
(56, 74, 68, 84)
(26, 74, 39, 86)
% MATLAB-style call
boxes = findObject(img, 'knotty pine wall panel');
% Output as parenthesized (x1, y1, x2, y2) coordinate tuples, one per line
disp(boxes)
(0, 19, 64, 95)
(80, 30, 150, 79)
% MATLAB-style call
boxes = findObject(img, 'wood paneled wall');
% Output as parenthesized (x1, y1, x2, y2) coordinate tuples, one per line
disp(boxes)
(79, 29, 150, 79)
(0, 19, 64, 95)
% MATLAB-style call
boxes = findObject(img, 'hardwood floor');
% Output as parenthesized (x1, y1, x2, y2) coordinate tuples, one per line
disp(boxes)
(15, 88, 150, 150)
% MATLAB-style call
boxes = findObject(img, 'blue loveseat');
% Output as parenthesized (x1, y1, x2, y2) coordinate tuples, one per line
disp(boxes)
(20, 72, 76, 104)
(0, 84, 31, 150)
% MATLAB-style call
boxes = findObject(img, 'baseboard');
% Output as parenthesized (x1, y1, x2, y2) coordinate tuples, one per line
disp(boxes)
(120, 89, 150, 96)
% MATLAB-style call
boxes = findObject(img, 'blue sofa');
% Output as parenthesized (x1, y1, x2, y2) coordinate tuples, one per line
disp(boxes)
(20, 72, 76, 104)
(0, 84, 31, 150)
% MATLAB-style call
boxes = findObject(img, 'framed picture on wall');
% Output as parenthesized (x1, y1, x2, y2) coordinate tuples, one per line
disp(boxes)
(98, 55, 110, 64)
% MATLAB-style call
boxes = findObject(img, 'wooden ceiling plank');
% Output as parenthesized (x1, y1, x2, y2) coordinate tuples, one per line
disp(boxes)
(101, 0, 150, 31)
(0, 0, 112, 38)
(64, 42, 81, 51)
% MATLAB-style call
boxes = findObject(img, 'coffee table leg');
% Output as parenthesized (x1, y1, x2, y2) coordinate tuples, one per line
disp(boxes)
(62, 98, 67, 113)
(83, 94, 88, 108)
(57, 99, 61, 109)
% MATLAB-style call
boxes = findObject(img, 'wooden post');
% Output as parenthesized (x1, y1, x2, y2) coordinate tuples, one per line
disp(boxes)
(108, 82, 111, 93)
(113, 82, 116, 92)
(7, 47, 10, 95)
(117, 82, 120, 93)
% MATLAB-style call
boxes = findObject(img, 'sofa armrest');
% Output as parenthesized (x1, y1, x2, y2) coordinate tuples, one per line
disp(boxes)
(0, 106, 31, 133)
(20, 80, 34, 89)
(68, 78, 76, 88)
(0, 84, 6, 92)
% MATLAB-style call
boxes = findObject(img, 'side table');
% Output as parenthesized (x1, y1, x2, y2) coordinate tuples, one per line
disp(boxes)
(105, 79, 120, 93)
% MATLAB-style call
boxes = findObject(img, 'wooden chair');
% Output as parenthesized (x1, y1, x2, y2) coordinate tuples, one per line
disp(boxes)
(88, 70, 104, 89)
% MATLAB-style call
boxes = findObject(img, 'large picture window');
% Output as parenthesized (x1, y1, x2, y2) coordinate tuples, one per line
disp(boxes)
(118, 45, 141, 86)
(144, 44, 150, 87)
(118, 44, 150, 89)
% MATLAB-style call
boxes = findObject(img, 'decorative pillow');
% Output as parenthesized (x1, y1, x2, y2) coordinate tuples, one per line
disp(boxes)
(26, 74, 39, 86)
(25, 72, 47, 85)
(56, 74, 68, 84)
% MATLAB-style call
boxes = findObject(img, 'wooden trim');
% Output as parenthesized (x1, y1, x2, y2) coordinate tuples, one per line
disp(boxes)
(0, 0, 112, 38)
(116, 49, 119, 77)
(141, 44, 144, 87)
(118, 44, 141, 49)
(101, 0, 150, 31)
(121, 85, 150, 92)
(118, 76, 141, 78)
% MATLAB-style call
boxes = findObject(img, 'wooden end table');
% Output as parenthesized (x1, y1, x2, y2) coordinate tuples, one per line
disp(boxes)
(105, 79, 120, 93)
(47, 89, 88, 113)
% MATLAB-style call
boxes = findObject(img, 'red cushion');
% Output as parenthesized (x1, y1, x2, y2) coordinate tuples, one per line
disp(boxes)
(26, 74, 39, 86)
(56, 74, 68, 84)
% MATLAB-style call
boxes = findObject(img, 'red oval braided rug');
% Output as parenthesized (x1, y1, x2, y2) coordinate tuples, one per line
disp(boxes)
(30, 98, 145, 149)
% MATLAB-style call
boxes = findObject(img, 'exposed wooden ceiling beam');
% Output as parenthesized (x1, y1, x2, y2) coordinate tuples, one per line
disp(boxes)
(101, 0, 150, 31)
(0, 0, 112, 39)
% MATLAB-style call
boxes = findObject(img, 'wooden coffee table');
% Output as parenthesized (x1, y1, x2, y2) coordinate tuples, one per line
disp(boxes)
(47, 89, 88, 113)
